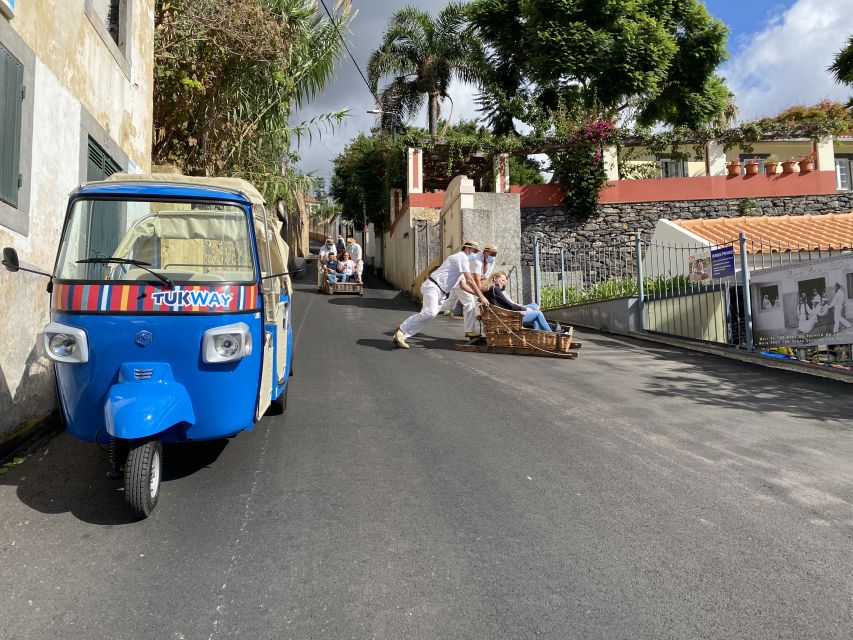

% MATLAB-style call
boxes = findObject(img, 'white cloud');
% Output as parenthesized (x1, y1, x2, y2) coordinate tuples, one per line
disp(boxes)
(721, 0, 853, 120)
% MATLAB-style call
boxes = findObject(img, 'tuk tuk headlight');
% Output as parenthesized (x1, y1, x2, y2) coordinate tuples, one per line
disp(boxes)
(214, 334, 240, 358)
(203, 322, 251, 364)
(43, 323, 89, 364)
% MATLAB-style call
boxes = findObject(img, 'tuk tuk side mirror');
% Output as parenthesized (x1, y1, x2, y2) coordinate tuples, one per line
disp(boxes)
(3, 247, 19, 272)
(3, 246, 54, 281)
(291, 257, 307, 280)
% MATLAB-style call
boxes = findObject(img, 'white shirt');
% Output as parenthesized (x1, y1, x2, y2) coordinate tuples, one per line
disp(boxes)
(428, 251, 472, 293)
(830, 288, 846, 309)
(340, 259, 356, 276)
(451, 256, 493, 290)
(346, 243, 363, 262)
(319, 243, 336, 259)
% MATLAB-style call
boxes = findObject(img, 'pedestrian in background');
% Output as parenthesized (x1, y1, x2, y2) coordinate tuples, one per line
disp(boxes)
(393, 240, 489, 349)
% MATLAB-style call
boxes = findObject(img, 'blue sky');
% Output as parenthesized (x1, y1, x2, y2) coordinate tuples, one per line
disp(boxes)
(296, 0, 853, 182)
(707, 1, 785, 48)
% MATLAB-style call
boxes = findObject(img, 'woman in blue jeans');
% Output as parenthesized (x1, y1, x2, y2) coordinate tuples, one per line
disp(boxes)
(484, 272, 552, 332)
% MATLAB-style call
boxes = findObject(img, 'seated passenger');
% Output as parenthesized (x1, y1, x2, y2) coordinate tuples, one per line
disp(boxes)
(338, 252, 357, 283)
(322, 253, 343, 283)
(484, 272, 552, 332)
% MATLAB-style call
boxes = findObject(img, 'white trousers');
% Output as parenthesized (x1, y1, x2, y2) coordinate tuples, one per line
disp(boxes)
(439, 285, 480, 333)
(400, 282, 444, 338)
(356, 259, 364, 282)
(439, 287, 479, 333)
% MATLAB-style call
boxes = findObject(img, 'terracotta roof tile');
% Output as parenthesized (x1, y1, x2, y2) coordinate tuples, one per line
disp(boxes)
(672, 213, 853, 253)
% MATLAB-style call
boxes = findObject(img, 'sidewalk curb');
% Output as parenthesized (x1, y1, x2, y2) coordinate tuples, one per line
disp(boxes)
(0, 412, 63, 464)
(625, 331, 853, 384)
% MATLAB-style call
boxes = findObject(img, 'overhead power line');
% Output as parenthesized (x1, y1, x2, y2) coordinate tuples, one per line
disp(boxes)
(317, 0, 377, 103)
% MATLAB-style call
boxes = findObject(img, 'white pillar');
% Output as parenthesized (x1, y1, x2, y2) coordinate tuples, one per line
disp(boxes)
(603, 145, 619, 181)
(705, 140, 726, 176)
(814, 136, 835, 171)
(407, 147, 423, 194)
(493, 153, 510, 192)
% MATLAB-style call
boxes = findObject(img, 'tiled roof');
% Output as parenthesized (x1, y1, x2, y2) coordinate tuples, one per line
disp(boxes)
(672, 213, 853, 253)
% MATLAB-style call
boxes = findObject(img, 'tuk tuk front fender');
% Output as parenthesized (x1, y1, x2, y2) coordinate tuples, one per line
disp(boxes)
(104, 363, 195, 440)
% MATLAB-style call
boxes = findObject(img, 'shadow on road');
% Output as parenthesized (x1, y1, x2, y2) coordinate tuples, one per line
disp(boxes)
(327, 292, 414, 311)
(357, 332, 462, 352)
(0, 435, 229, 525)
(583, 333, 853, 425)
(162, 439, 229, 481)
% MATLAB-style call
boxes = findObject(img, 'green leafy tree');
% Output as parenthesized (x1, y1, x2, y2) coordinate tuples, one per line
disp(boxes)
(153, 0, 350, 203)
(509, 157, 544, 185)
(331, 133, 405, 232)
(466, 0, 731, 133)
(830, 35, 853, 108)
(367, 3, 482, 136)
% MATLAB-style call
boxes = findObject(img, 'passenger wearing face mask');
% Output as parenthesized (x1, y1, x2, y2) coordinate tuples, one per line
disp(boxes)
(440, 244, 499, 338)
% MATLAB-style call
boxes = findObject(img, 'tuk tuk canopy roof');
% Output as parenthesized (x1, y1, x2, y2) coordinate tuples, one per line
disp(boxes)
(102, 173, 266, 206)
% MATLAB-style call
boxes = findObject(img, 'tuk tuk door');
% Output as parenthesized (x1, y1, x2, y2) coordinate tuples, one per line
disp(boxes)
(254, 206, 291, 420)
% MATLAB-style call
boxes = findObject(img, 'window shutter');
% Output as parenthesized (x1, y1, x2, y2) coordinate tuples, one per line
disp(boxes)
(0, 44, 24, 208)
(86, 137, 121, 181)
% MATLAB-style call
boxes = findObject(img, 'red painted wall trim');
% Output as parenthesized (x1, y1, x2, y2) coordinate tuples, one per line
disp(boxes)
(513, 171, 839, 207)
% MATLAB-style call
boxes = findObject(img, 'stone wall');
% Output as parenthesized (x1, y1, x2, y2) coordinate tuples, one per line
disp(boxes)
(521, 193, 853, 263)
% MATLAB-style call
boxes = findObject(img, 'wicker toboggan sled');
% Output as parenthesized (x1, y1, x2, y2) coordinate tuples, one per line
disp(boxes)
(322, 279, 364, 296)
(455, 305, 581, 359)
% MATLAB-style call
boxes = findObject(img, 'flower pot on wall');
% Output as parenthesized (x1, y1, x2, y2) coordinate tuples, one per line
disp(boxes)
(744, 162, 760, 176)
(726, 161, 741, 177)
(781, 161, 797, 174)
(798, 160, 814, 172)
(765, 162, 778, 175)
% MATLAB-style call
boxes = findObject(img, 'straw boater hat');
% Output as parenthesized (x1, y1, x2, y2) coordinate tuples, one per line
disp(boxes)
(461, 240, 481, 251)
(346, 237, 355, 243)
(484, 244, 498, 253)
(325, 236, 333, 243)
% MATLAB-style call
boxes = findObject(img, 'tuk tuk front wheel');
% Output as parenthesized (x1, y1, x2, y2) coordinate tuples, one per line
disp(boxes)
(124, 440, 163, 519)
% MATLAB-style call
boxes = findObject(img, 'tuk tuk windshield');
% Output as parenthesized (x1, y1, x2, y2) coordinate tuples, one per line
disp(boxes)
(55, 199, 257, 284)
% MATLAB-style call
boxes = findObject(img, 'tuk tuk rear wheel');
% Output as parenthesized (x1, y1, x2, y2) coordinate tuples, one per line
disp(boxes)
(268, 386, 288, 415)
(124, 440, 162, 519)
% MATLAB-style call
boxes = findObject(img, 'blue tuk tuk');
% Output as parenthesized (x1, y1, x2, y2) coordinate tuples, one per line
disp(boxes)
(3, 175, 303, 518)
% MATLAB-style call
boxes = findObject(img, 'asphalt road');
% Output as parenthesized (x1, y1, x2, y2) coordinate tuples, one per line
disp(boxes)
(2, 264, 853, 639)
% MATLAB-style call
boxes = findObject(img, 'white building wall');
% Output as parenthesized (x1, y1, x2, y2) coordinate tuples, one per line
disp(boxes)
(0, 0, 154, 445)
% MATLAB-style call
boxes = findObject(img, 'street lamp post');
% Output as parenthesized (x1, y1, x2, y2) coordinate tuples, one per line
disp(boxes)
(367, 108, 403, 142)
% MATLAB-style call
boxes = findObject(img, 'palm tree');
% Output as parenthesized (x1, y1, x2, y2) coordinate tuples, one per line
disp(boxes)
(367, 3, 482, 137)
(830, 35, 853, 108)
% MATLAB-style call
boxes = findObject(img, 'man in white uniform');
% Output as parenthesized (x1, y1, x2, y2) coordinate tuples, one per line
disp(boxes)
(830, 283, 852, 333)
(440, 244, 498, 337)
(346, 236, 364, 283)
(394, 240, 490, 349)
(317, 237, 337, 289)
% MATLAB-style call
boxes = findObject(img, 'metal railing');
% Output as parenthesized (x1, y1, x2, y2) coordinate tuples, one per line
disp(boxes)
(531, 234, 639, 309)
(531, 231, 853, 352)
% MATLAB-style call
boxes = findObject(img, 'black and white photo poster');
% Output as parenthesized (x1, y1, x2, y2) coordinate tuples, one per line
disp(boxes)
(750, 254, 853, 347)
